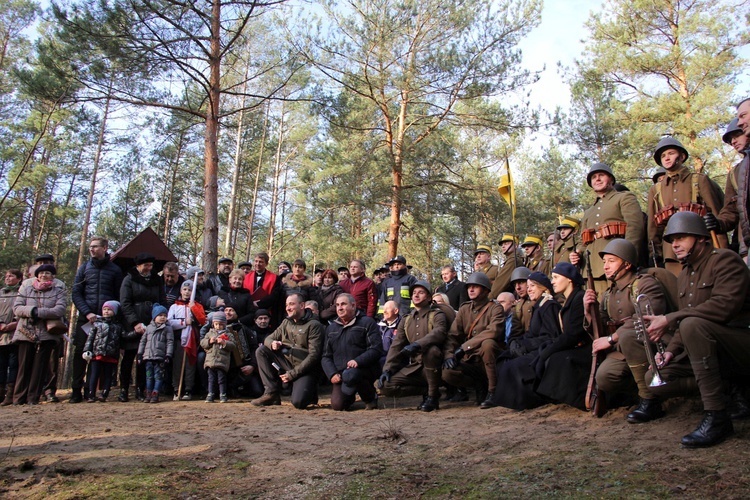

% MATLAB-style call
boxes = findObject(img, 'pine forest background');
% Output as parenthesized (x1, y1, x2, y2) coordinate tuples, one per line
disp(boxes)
(1, 0, 748, 285)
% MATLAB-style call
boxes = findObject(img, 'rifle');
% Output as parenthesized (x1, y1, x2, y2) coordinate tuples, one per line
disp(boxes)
(584, 250, 606, 417)
(649, 240, 660, 268)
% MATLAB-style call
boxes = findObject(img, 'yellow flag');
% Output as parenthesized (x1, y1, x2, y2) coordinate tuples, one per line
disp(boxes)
(497, 158, 516, 219)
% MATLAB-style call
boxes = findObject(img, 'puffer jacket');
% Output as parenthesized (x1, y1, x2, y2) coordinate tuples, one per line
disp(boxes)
(137, 321, 174, 361)
(120, 268, 166, 349)
(12, 280, 68, 344)
(84, 317, 129, 359)
(200, 328, 235, 372)
(71, 255, 123, 317)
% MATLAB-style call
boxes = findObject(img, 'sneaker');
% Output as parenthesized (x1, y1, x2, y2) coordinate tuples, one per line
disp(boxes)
(206, 393, 215, 403)
(86, 397, 98, 403)
(181, 392, 192, 401)
(150, 392, 159, 404)
(219, 393, 228, 403)
(45, 392, 60, 403)
(173, 394, 180, 401)
(251, 393, 281, 406)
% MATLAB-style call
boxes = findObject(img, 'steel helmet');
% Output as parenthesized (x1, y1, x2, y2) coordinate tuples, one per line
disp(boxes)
(663, 211, 710, 243)
(510, 266, 532, 283)
(598, 238, 638, 267)
(587, 162, 616, 187)
(465, 272, 492, 291)
(653, 137, 689, 166)
(723, 118, 743, 145)
(410, 279, 432, 296)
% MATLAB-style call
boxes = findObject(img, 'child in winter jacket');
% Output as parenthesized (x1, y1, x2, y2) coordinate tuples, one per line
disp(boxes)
(137, 304, 174, 403)
(167, 280, 206, 401)
(200, 311, 234, 403)
(82, 301, 128, 402)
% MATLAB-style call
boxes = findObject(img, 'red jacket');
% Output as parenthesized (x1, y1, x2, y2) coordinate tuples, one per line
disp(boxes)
(340, 276, 377, 317)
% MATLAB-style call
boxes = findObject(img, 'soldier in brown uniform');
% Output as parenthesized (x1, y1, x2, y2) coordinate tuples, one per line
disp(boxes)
(706, 118, 750, 262)
(552, 216, 580, 268)
(377, 280, 448, 412)
(521, 235, 550, 276)
(584, 239, 684, 423)
(473, 245, 498, 284)
(572, 163, 645, 296)
(647, 137, 726, 277)
(510, 267, 533, 338)
(644, 212, 750, 447)
(441, 272, 506, 409)
(489, 234, 520, 299)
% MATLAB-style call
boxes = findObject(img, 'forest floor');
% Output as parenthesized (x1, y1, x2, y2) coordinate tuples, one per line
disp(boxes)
(0, 388, 748, 499)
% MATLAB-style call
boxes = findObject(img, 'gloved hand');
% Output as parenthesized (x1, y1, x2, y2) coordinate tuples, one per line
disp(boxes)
(377, 371, 391, 388)
(453, 348, 465, 362)
(82, 351, 93, 362)
(442, 357, 457, 370)
(703, 212, 719, 232)
(401, 342, 421, 357)
(164, 356, 171, 365)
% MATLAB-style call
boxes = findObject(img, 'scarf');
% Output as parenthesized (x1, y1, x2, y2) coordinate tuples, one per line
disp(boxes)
(32, 279, 54, 292)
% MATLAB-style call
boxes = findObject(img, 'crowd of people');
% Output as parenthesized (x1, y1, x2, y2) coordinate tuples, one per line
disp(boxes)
(1, 103, 750, 450)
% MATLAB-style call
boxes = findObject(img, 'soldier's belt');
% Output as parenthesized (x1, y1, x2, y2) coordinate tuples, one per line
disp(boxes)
(654, 202, 706, 226)
(606, 320, 624, 336)
(581, 221, 627, 245)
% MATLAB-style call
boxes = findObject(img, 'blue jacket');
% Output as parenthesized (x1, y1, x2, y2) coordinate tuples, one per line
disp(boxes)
(72, 255, 123, 318)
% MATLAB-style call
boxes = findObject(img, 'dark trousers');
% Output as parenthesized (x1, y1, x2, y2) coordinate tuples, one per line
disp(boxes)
(0, 344, 18, 385)
(207, 367, 227, 396)
(43, 339, 62, 395)
(89, 360, 116, 397)
(442, 339, 501, 393)
(229, 366, 264, 397)
(120, 348, 146, 393)
(14, 340, 56, 404)
(380, 345, 443, 398)
(331, 374, 377, 411)
(72, 321, 88, 390)
(256, 345, 319, 409)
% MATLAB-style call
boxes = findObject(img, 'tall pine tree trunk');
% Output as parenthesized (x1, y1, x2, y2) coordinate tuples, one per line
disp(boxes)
(245, 103, 269, 259)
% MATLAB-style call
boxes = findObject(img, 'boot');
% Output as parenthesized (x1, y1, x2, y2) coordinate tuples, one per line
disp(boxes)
(627, 398, 665, 423)
(480, 391, 497, 409)
(69, 388, 83, 404)
(150, 391, 159, 404)
(448, 387, 469, 402)
(416, 394, 428, 410)
(420, 396, 439, 412)
(0, 384, 13, 406)
(475, 384, 488, 406)
(135, 387, 145, 402)
(0, 384, 5, 402)
(681, 410, 734, 448)
(729, 387, 750, 420)
(250, 392, 280, 406)
(143, 390, 152, 403)
(118, 389, 129, 402)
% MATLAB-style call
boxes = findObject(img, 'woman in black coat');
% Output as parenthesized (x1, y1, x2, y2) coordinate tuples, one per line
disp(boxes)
(316, 269, 343, 325)
(491, 272, 562, 410)
(535, 263, 591, 410)
(217, 270, 255, 325)
(119, 253, 166, 402)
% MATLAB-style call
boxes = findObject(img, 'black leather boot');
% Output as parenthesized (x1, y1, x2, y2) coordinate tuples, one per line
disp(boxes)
(118, 389, 129, 402)
(416, 394, 428, 410)
(135, 387, 145, 401)
(480, 391, 497, 409)
(420, 396, 439, 412)
(729, 387, 750, 420)
(69, 388, 83, 404)
(681, 410, 734, 448)
(627, 398, 665, 423)
(448, 387, 468, 402)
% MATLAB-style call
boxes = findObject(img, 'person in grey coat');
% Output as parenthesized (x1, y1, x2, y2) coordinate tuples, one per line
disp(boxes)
(137, 304, 174, 403)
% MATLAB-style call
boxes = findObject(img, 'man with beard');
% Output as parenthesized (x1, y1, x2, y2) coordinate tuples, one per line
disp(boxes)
(442, 272, 505, 408)
(251, 293, 324, 409)
(70, 236, 123, 403)
(378, 281, 448, 412)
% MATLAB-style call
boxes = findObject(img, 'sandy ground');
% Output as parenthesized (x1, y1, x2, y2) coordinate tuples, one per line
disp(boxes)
(0, 389, 748, 499)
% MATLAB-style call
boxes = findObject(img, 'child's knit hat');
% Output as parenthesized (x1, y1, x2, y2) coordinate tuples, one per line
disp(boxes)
(102, 300, 120, 315)
(212, 311, 227, 324)
(152, 303, 168, 320)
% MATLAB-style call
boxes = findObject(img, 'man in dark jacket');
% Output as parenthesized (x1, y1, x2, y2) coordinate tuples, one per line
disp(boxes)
(435, 265, 468, 310)
(251, 293, 324, 409)
(224, 306, 263, 398)
(70, 236, 123, 403)
(378, 256, 417, 317)
(119, 252, 166, 402)
(322, 293, 382, 411)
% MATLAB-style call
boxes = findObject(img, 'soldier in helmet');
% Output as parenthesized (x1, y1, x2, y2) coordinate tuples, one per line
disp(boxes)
(378, 280, 448, 412)
(552, 216, 581, 268)
(643, 212, 750, 447)
(520, 235, 549, 275)
(646, 136, 726, 277)
(510, 266, 533, 337)
(441, 272, 506, 408)
(707, 117, 750, 264)
(489, 234, 520, 299)
(583, 239, 684, 423)
(572, 163, 644, 296)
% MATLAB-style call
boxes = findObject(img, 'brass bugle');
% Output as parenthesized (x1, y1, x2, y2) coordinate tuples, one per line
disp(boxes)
(634, 294, 666, 388)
